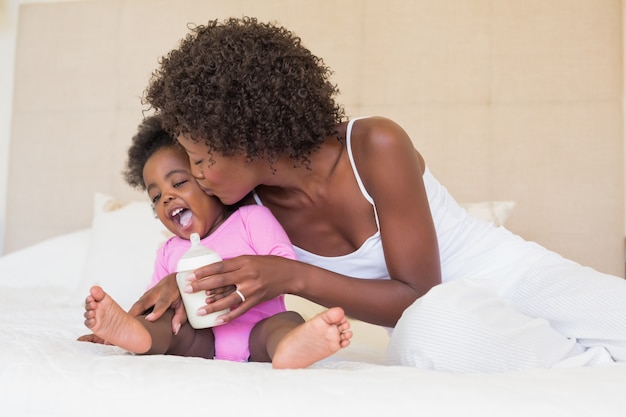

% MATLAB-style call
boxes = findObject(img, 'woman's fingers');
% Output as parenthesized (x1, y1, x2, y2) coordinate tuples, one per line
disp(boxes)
(205, 285, 236, 300)
(189, 256, 264, 294)
(198, 289, 256, 323)
(187, 261, 230, 292)
(184, 255, 295, 324)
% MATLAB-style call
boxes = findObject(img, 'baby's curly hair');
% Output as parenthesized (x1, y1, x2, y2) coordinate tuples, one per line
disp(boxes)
(144, 16, 345, 166)
(124, 115, 178, 190)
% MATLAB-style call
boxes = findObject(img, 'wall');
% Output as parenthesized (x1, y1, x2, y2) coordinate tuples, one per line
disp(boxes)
(0, 0, 87, 255)
(3, 0, 625, 277)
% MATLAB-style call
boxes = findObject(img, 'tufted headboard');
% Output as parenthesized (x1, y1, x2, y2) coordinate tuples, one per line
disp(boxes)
(6, 0, 624, 277)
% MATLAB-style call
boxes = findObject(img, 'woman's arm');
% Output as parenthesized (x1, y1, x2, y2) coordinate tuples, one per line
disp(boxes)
(304, 116, 442, 324)
(355, 116, 442, 295)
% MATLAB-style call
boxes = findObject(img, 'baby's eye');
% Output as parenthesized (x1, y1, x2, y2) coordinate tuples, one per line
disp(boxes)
(193, 159, 203, 166)
(173, 180, 188, 188)
(151, 193, 161, 204)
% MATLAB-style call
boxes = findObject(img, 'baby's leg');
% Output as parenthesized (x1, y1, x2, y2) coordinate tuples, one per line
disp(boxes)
(249, 311, 304, 362)
(82, 286, 152, 354)
(250, 308, 353, 369)
(273, 308, 353, 368)
(149, 318, 216, 359)
(82, 286, 215, 358)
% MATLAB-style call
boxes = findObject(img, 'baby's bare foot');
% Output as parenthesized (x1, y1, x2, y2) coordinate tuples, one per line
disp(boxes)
(80, 286, 152, 354)
(272, 307, 352, 369)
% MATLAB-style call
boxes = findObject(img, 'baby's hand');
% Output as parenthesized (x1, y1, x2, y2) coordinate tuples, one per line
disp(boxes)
(76, 333, 108, 344)
(128, 273, 180, 321)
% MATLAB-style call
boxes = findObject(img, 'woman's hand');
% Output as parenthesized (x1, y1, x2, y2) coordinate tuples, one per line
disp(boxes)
(127, 273, 188, 334)
(183, 254, 295, 324)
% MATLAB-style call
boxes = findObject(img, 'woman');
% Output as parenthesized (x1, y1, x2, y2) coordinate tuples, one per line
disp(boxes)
(131, 17, 626, 372)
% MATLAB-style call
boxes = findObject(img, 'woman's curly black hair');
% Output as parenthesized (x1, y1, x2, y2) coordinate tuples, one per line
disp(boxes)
(144, 16, 345, 166)
(124, 115, 178, 190)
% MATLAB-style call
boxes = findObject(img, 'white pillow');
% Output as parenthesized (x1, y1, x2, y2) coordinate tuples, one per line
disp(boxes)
(72, 193, 171, 310)
(0, 228, 91, 291)
(460, 201, 515, 226)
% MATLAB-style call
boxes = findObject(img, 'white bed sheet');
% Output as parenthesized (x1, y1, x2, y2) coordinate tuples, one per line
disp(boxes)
(1, 232, 626, 416)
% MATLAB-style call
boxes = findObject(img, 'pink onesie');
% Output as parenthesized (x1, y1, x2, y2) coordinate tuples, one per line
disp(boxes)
(149, 205, 296, 361)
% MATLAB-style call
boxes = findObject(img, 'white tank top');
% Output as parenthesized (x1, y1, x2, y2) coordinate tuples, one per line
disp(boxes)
(254, 117, 546, 285)
(253, 117, 389, 279)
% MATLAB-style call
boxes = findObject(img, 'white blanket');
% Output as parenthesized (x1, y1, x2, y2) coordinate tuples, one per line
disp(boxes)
(1, 230, 625, 416)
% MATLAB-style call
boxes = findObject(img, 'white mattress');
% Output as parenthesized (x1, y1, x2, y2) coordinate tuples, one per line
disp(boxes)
(1, 231, 626, 416)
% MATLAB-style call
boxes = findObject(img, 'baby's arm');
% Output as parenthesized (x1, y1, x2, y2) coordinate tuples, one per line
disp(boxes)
(128, 240, 186, 333)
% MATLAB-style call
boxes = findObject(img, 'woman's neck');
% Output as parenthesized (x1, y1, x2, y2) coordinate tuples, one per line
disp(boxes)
(256, 137, 344, 206)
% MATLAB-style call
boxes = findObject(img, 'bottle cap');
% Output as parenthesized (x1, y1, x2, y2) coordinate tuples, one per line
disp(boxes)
(176, 233, 222, 272)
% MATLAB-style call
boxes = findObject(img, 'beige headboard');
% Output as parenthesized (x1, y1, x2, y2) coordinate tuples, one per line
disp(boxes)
(7, 0, 624, 277)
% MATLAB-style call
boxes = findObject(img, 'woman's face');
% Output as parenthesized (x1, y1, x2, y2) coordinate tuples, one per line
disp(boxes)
(177, 134, 258, 206)
(142, 146, 224, 240)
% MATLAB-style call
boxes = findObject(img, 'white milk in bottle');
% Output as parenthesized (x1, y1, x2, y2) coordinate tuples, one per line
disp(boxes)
(176, 233, 229, 328)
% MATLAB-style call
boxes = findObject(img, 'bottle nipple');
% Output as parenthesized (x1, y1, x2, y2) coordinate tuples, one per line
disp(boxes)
(176, 232, 221, 273)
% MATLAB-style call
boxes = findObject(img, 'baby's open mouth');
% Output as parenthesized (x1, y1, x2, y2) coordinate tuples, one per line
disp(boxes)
(171, 207, 192, 227)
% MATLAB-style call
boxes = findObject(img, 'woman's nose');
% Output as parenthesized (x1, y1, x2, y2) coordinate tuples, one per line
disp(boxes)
(191, 165, 205, 179)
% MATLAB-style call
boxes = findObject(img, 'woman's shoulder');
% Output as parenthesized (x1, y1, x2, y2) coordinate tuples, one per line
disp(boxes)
(349, 115, 406, 132)
(348, 116, 422, 162)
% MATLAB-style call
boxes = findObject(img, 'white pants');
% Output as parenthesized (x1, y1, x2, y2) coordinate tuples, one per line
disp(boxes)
(387, 253, 626, 373)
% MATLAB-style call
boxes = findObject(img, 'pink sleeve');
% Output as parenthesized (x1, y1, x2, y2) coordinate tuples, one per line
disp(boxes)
(148, 242, 170, 289)
(241, 206, 296, 260)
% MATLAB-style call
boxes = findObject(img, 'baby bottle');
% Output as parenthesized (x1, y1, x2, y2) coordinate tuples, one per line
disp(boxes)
(176, 233, 229, 328)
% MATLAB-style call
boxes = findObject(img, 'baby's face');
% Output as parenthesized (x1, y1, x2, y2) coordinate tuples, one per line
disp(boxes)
(142, 146, 224, 240)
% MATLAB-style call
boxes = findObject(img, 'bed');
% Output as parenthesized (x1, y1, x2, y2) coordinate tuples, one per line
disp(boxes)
(2, 0, 626, 415)
(1, 194, 625, 416)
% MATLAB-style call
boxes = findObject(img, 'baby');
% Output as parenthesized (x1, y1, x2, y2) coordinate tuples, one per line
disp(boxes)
(78, 116, 351, 368)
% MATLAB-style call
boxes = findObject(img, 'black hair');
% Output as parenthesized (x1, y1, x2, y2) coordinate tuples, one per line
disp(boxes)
(124, 115, 178, 190)
(144, 16, 345, 167)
